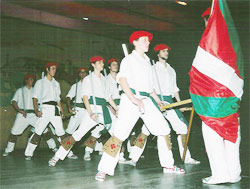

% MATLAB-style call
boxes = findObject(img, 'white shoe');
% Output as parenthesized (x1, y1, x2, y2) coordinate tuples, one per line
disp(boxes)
(25, 156, 32, 161)
(163, 166, 185, 174)
(48, 158, 58, 167)
(125, 159, 136, 167)
(2, 151, 9, 157)
(118, 157, 127, 164)
(67, 153, 78, 159)
(95, 171, 106, 182)
(184, 158, 200, 165)
(52, 148, 58, 153)
(98, 151, 103, 155)
(202, 176, 230, 185)
(84, 151, 91, 161)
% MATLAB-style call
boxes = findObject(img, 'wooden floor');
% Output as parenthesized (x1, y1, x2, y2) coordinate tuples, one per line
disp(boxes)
(0, 142, 249, 189)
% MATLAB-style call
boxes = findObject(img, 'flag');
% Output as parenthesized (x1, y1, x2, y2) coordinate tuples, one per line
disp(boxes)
(189, 0, 244, 143)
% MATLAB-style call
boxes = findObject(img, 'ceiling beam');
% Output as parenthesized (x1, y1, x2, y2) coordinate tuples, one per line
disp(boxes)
(1, 3, 135, 41)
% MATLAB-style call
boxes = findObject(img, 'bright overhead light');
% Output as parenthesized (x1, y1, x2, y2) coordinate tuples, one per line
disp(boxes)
(176, 1, 187, 6)
(82, 17, 89, 21)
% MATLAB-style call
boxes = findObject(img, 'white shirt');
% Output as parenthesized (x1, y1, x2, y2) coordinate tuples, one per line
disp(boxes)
(106, 74, 120, 100)
(117, 50, 154, 93)
(66, 80, 84, 103)
(81, 72, 111, 100)
(11, 86, 34, 110)
(33, 76, 61, 103)
(153, 61, 179, 97)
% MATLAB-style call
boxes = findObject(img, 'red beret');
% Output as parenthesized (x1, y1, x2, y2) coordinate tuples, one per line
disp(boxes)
(129, 31, 153, 44)
(45, 62, 58, 68)
(107, 58, 120, 65)
(201, 7, 211, 18)
(78, 67, 88, 72)
(24, 74, 35, 80)
(90, 56, 105, 63)
(154, 44, 171, 52)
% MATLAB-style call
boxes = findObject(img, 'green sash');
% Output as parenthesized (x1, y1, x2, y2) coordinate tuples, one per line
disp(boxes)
(121, 88, 167, 113)
(120, 88, 150, 97)
(130, 88, 150, 97)
(89, 96, 112, 125)
(76, 103, 85, 108)
(114, 99, 120, 106)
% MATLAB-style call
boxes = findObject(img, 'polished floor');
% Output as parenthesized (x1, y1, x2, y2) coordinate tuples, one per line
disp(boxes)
(1, 136, 249, 189)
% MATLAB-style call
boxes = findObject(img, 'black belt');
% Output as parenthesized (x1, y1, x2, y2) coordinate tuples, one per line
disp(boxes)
(20, 109, 35, 114)
(42, 101, 60, 116)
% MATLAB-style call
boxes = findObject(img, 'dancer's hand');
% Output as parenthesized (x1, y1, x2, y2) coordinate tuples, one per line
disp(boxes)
(68, 107, 75, 114)
(35, 110, 42, 117)
(19, 110, 27, 118)
(134, 98, 145, 113)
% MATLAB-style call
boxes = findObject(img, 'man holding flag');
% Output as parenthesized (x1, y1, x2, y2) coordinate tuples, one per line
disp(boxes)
(189, 0, 244, 185)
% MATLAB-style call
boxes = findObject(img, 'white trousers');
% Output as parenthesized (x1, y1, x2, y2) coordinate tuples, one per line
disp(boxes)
(202, 122, 241, 181)
(163, 109, 187, 134)
(98, 94, 173, 175)
(24, 105, 65, 157)
(94, 141, 103, 152)
(85, 124, 105, 154)
(85, 106, 117, 153)
(55, 104, 111, 160)
(34, 105, 65, 136)
(4, 113, 54, 153)
(129, 116, 191, 163)
(129, 125, 149, 161)
(11, 113, 38, 135)
(65, 107, 87, 134)
(129, 126, 175, 168)
(4, 113, 38, 153)
(29, 126, 56, 150)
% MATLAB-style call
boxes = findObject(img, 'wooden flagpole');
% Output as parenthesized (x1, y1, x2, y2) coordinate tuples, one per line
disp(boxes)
(182, 106, 195, 162)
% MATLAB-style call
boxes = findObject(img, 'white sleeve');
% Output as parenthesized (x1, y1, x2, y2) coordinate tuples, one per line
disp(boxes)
(116, 56, 131, 84)
(82, 76, 91, 98)
(11, 88, 21, 103)
(172, 70, 180, 97)
(32, 80, 41, 99)
(66, 84, 76, 99)
(149, 65, 155, 93)
(57, 82, 61, 102)
(105, 78, 112, 101)
(151, 65, 158, 91)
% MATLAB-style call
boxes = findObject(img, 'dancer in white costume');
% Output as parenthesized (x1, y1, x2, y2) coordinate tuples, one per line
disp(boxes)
(83, 58, 121, 161)
(95, 31, 185, 182)
(61, 67, 89, 160)
(48, 56, 118, 166)
(24, 63, 66, 160)
(127, 44, 200, 166)
(65, 67, 88, 135)
(2, 74, 57, 157)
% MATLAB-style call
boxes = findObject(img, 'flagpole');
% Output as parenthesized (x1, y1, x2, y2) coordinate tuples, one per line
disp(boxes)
(162, 99, 192, 110)
(182, 106, 195, 162)
(210, 0, 215, 16)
